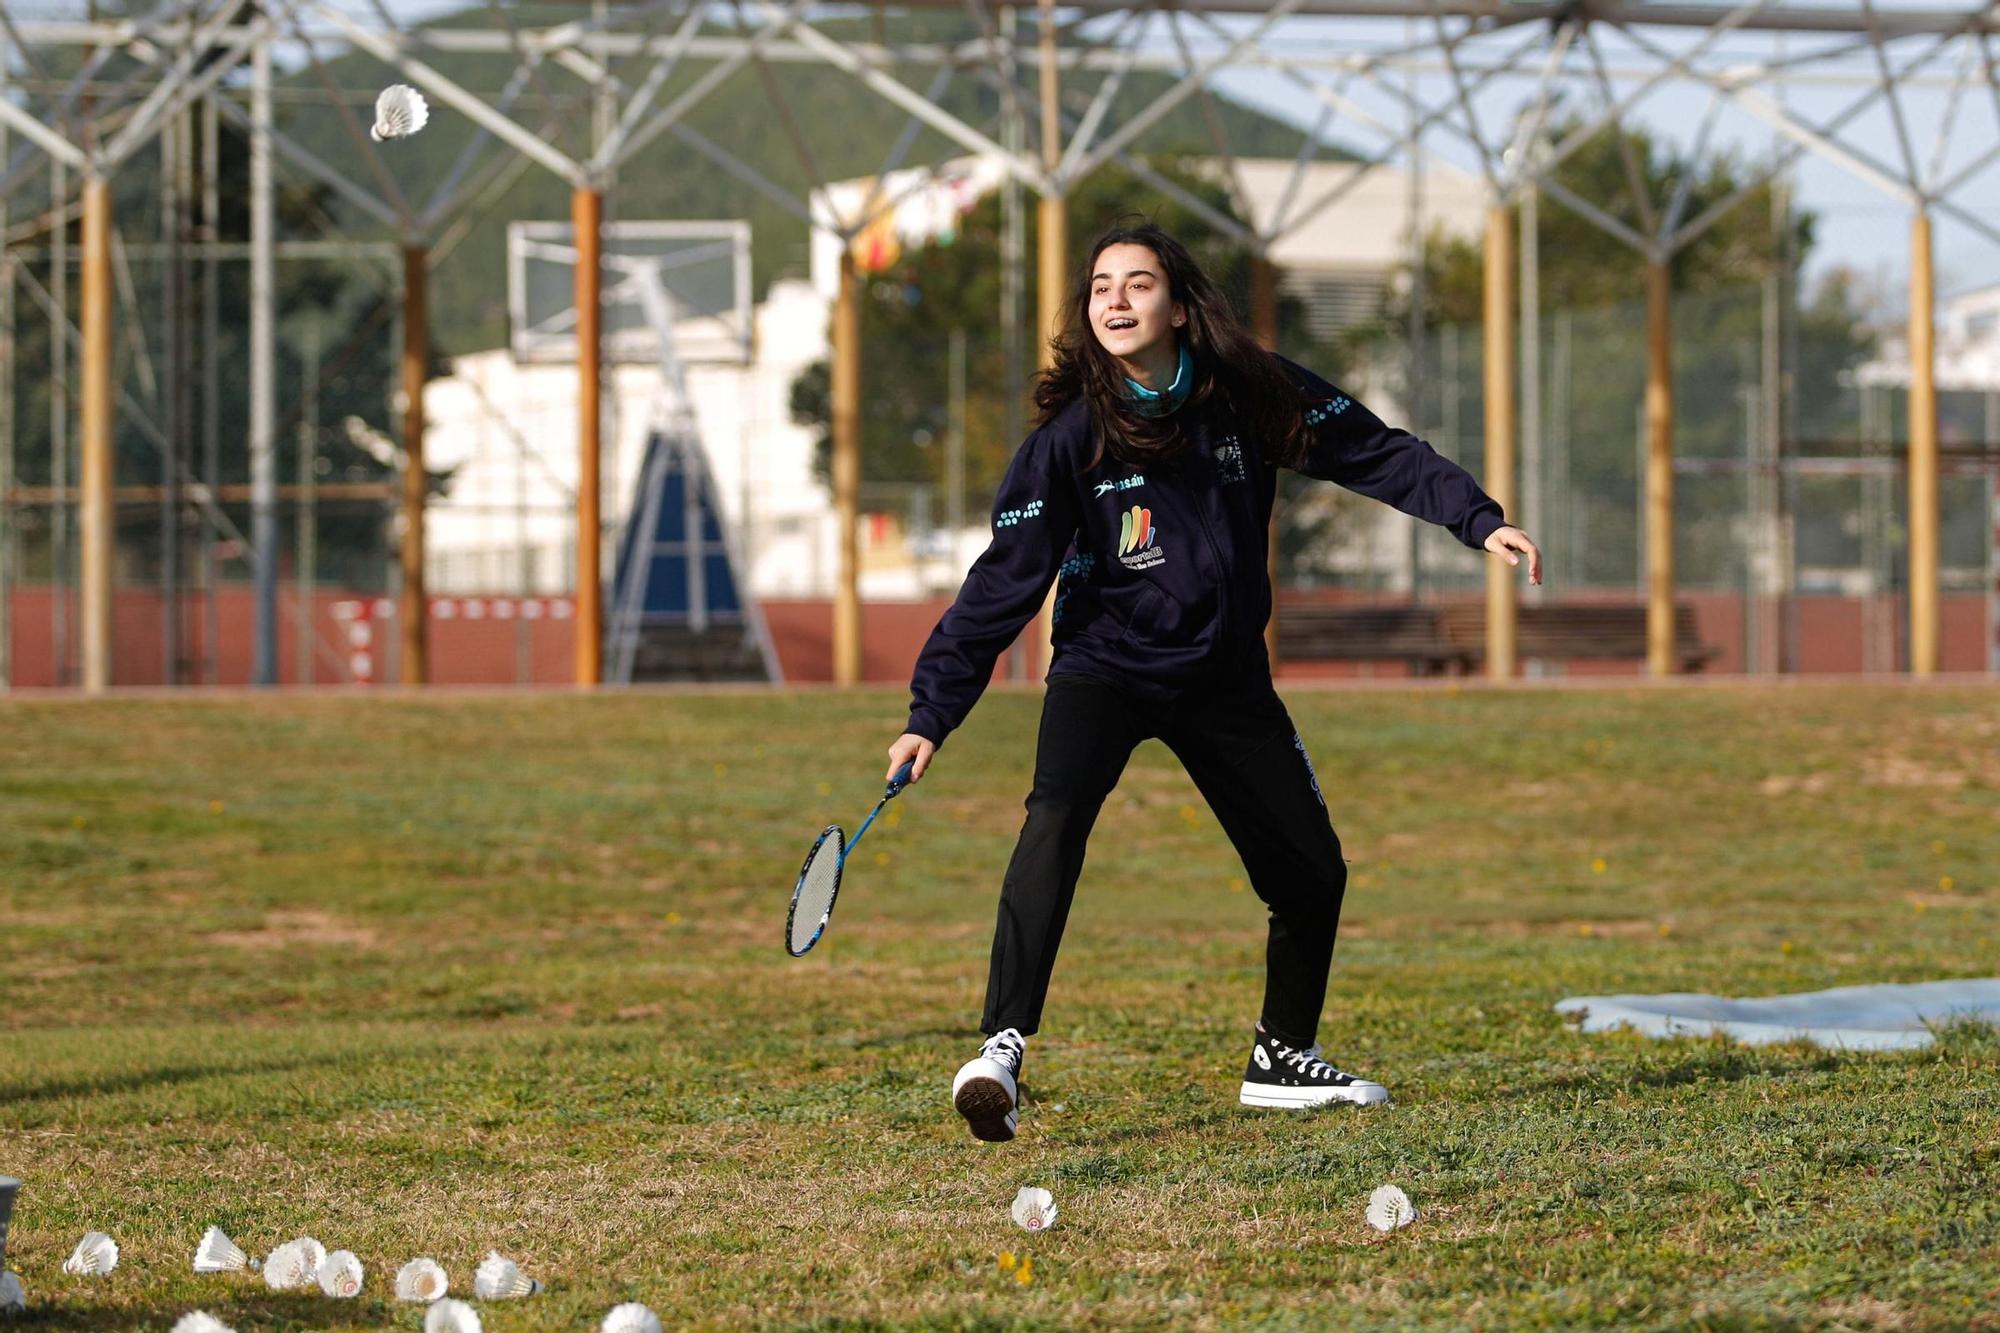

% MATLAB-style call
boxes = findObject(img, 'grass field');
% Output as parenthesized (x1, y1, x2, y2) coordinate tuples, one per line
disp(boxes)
(1, 682, 1997, 1331)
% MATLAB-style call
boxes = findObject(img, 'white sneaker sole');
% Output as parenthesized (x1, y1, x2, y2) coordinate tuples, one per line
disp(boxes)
(1239, 1080, 1391, 1108)
(953, 1058, 1019, 1142)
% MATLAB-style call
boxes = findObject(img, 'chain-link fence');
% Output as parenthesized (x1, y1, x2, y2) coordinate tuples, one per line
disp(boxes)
(1309, 284, 1998, 673)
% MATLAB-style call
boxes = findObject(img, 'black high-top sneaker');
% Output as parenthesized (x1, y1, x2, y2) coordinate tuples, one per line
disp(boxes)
(952, 1027, 1026, 1142)
(1239, 1024, 1390, 1108)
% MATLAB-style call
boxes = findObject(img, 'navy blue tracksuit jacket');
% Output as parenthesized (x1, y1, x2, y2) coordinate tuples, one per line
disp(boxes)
(904, 357, 1507, 746)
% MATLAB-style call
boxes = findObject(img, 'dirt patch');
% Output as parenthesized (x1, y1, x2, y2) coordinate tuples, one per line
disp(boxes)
(1758, 773, 1832, 796)
(1814, 1296, 1910, 1330)
(1861, 755, 1968, 789)
(1486, 918, 1669, 940)
(1905, 892, 1979, 910)
(203, 909, 381, 952)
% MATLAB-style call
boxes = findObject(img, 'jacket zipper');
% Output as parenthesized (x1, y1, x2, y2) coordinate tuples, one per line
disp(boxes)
(1187, 468, 1233, 653)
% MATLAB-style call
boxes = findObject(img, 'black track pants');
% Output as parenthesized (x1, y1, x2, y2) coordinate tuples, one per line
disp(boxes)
(980, 672, 1347, 1048)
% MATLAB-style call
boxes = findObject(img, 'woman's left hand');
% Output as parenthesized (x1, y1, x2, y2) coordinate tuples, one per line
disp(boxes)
(1483, 526, 1542, 586)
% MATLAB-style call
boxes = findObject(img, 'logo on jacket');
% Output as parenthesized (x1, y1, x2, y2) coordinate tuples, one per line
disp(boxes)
(1118, 505, 1164, 571)
(1215, 437, 1247, 484)
(995, 499, 1044, 529)
(1094, 475, 1145, 498)
(1304, 396, 1352, 426)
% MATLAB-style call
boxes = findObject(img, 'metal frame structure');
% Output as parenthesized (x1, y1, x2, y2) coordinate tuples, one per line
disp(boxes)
(3, 1, 1997, 692)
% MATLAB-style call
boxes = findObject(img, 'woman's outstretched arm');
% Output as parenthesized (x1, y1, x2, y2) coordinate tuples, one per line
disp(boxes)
(899, 424, 1080, 768)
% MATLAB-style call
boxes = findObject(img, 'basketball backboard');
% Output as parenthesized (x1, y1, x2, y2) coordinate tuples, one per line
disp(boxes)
(507, 220, 752, 366)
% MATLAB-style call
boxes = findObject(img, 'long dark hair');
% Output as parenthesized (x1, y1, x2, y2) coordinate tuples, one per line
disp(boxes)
(1032, 220, 1310, 472)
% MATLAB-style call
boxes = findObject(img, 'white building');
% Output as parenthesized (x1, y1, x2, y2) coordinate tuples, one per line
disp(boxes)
(421, 157, 1489, 599)
(1858, 282, 2000, 390)
(423, 278, 841, 600)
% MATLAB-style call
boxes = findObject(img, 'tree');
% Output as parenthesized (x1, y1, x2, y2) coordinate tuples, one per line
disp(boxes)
(1372, 119, 1878, 588)
(788, 157, 1368, 577)
(5, 27, 404, 596)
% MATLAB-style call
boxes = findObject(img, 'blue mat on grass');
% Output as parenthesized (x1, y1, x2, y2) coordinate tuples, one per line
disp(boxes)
(1556, 979, 2000, 1051)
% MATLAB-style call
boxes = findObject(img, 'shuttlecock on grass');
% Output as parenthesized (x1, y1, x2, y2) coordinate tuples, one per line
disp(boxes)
(473, 1251, 540, 1299)
(370, 84, 429, 140)
(1365, 1184, 1417, 1232)
(292, 1236, 327, 1274)
(425, 1297, 484, 1333)
(0, 1272, 22, 1312)
(601, 1302, 663, 1333)
(62, 1231, 119, 1276)
(170, 1315, 234, 1333)
(1010, 1186, 1057, 1232)
(261, 1240, 313, 1290)
(395, 1257, 449, 1302)
(316, 1249, 363, 1298)
(192, 1226, 256, 1273)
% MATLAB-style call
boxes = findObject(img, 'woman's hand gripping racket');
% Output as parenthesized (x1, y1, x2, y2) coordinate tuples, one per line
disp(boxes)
(785, 760, 917, 956)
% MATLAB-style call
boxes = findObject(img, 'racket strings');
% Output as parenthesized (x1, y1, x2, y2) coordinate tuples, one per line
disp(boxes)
(789, 831, 844, 953)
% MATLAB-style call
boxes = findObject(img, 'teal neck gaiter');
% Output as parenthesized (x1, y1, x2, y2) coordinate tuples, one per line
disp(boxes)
(1123, 341, 1193, 418)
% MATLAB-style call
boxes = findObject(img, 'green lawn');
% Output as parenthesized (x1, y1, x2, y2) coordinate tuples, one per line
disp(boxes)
(1, 683, 1996, 1331)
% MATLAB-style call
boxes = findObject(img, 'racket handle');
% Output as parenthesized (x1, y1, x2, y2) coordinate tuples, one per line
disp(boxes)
(886, 759, 916, 797)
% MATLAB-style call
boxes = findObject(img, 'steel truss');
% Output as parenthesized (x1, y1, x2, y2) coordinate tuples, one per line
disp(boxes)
(2, 0, 1993, 689)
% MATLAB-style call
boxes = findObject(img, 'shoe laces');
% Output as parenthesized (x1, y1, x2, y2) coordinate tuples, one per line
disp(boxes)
(981, 1027, 1025, 1073)
(1271, 1039, 1334, 1080)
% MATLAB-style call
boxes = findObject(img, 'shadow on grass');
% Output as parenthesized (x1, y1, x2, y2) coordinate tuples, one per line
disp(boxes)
(0, 1055, 319, 1106)
(9, 1290, 370, 1331)
(846, 1025, 969, 1051)
(1528, 1039, 1857, 1096)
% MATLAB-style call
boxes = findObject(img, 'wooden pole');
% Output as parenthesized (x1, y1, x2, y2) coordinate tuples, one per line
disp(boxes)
(297, 322, 317, 685)
(573, 187, 603, 686)
(832, 249, 862, 687)
(79, 175, 113, 695)
(400, 246, 429, 684)
(1032, 0, 1065, 674)
(1482, 203, 1517, 681)
(1253, 254, 1281, 666)
(160, 115, 182, 686)
(1644, 257, 1676, 677)
(1908, 211, 1939, 677)
(250, 34, 277, 685)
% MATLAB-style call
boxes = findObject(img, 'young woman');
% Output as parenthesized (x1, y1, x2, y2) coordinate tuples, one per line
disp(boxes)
(886, 222, 1541, 1143)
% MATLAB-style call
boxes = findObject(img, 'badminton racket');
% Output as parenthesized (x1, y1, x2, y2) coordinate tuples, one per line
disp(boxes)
(785, 759, 916, 957)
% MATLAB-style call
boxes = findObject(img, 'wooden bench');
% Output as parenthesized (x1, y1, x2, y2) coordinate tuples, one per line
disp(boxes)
(1436, 603, 1721, 673)
(1276, 605, 1465, 675)
(1277, 601, 1720, 674)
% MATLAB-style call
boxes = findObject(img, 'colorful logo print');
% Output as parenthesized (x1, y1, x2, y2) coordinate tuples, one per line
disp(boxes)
(1119, 505, 1154, 555)
(1117, 505, 1164, 570)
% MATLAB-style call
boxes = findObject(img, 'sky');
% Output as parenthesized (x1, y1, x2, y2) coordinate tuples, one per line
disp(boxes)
(1197, 9, 2000, 310)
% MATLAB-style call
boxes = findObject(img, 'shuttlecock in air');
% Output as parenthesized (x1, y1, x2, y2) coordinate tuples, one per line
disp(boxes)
(371, 84, 429, 141)
(425, 1297, 483, 1333)
(395, 1257, 449, 1302)
(1010, 1186, 1057, 1232)
(473, 1250, 541, 1299)
(170, 1315, 234, 1333)
(316, 1249, 364, 1298)
(192, 1226, 257, 1273)
(601, 1302, 663, 1333)
(1365, 1184, 1418, 1232)
(0, 1272, 22, 1312)
(261, 1239, 314, 1290)
(62, 1231, 119, 1276)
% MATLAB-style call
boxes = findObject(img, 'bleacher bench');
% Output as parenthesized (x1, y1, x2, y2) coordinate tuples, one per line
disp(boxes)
(1276, 605, 1461, 675)
(1279, 602, 1720, 674)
